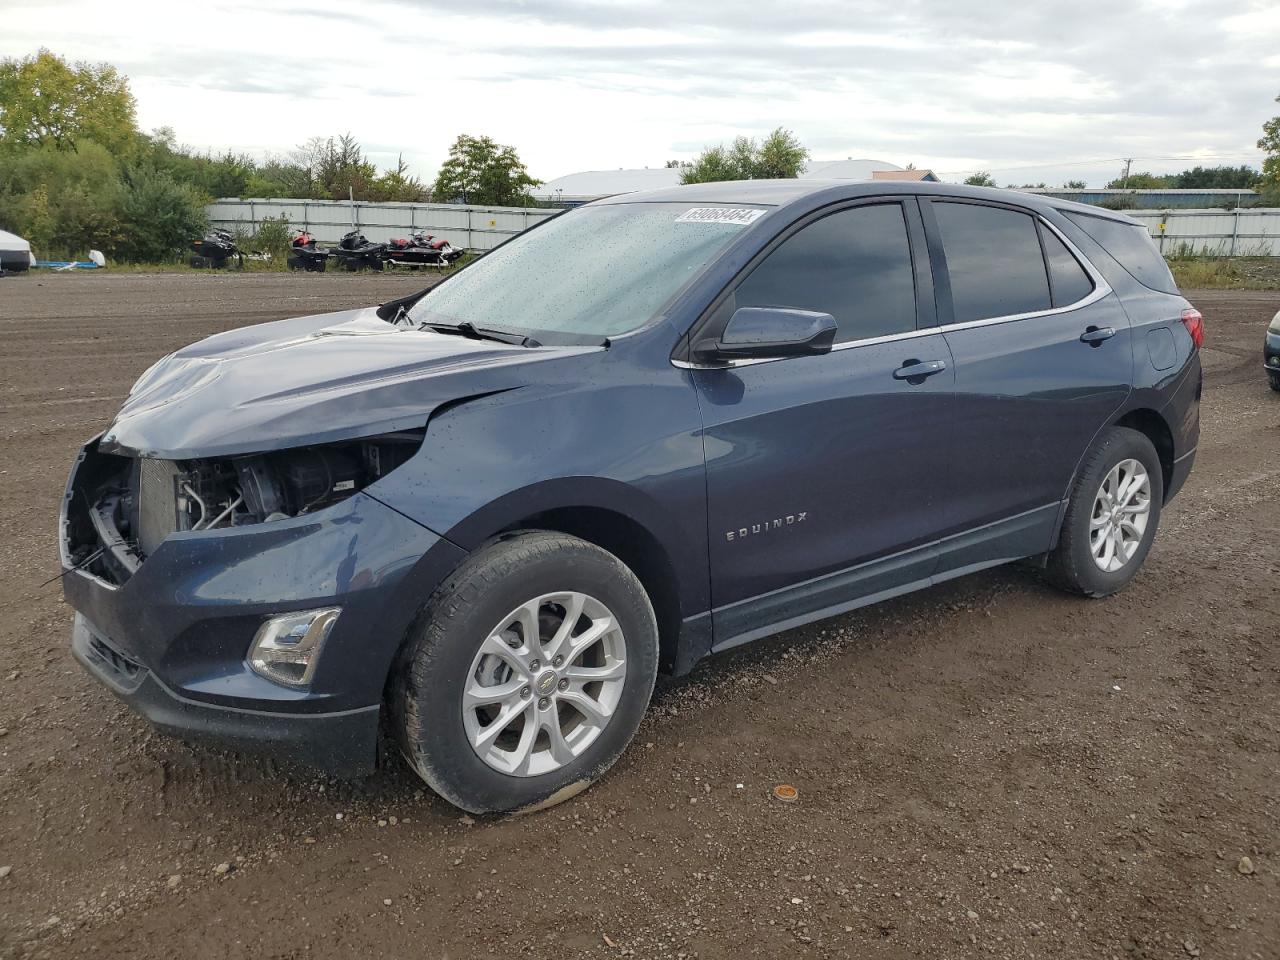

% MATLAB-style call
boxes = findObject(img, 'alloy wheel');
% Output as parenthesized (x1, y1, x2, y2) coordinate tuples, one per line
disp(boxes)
(463, 592, 627, 777)
(1089, 458, 1152, 573)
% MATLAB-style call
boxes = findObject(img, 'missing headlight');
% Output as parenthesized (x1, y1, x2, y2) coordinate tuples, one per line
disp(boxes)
(125, 430, 425, 555)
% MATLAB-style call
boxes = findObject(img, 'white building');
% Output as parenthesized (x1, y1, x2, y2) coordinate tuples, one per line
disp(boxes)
(532, 159, 903, 204)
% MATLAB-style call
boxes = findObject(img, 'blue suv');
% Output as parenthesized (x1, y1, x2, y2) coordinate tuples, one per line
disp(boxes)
(61, 180, 1202, 813)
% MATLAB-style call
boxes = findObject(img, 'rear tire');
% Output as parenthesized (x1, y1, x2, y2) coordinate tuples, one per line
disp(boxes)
(392, 532, 659, 814)
(1045, 426, 1163, 597)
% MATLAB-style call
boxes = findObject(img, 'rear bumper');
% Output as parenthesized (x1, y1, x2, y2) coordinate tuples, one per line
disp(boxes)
(1167, 447, 1196, 503)
(72, 613, 380, 775)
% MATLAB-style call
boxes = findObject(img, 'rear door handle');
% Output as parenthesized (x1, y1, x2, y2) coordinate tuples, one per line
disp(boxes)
(1079, 325, 1116, 346)
(893, 359, 948, 381)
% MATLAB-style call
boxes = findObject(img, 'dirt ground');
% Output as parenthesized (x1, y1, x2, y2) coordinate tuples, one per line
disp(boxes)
(0, 272, 1277, 960)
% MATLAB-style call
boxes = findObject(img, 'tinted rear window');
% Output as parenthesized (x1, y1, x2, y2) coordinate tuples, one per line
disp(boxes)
(1041, 227, 1095, 307)
(933, 202, 1051, 323)
(1062, 211, 1177, 295)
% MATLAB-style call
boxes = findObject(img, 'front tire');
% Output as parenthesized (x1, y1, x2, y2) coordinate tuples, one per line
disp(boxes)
(392, 532, 659, 814)
(1046, 426, 1164, 597)
(1268, 371, 1280, 392)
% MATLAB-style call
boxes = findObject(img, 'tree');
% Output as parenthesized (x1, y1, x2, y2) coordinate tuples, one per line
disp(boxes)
(963, 171, 996, 186)
(1064, 179, 1087, 189)
(0, 138, 124, 256)
(681, 127, 808, 184)
(754, 128, 808, 179)
(432, 134, 540, 206)
(1168, 165, 1259, 190)
(1258, 94, 1280, 190)
(1105, 171, 1170, 189)
(0, 48, 137, 154)
(116, 167, 208, 262)
(368, 154, 429, 202)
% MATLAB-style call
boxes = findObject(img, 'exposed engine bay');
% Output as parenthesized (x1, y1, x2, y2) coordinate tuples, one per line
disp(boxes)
(66, 430, 424, 584)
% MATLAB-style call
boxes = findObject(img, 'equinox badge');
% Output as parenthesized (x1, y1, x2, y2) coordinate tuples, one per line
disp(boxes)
(725, 512, 808, 542)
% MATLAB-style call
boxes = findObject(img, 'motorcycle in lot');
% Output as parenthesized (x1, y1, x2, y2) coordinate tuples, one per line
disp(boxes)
(385, 230, 465, 268)
(287, 230, 328, 272)
(331, 229, 387, 271)
(190, 228, 243, 269)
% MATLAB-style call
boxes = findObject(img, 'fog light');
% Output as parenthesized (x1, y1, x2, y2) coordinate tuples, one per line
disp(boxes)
(1269, 356, 1280, 367)
(248, 608, 341, 687)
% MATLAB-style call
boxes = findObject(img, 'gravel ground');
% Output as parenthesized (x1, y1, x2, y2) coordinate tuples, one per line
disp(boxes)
(0, 273, 1277, 960)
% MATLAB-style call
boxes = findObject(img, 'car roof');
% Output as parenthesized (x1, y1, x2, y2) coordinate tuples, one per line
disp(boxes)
(593, 178, 1141, 225)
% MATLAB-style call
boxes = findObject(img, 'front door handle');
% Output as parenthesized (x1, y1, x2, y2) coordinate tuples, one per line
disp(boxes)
(893, 358, 948, 381)
(1079, 325, 1116, 346)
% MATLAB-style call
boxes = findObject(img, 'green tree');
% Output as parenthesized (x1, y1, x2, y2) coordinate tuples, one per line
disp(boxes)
(369, 154, 429, 202)
(1064, 179, 1087, 189)
(1258, 94, 1280, 189)
(1168, 165, 1259, 190)
(0, 48, 137, 153)
(1105, 171, 1171, 189)
(963, 171, 996, 186)
(116, 167, 208, 262)
(432, 134, 540, 206)
(681, 127, 808, 184)
(0, 139, 124, 256)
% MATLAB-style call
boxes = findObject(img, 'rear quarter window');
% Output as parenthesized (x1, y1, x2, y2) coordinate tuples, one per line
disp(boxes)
(1062, 211, 1177, 295)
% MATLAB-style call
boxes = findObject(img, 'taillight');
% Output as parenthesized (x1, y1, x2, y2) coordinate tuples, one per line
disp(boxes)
(1181, 307, 1204, 349)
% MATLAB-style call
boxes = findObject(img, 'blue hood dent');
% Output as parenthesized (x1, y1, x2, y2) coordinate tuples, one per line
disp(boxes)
(100, 308, 593, 459)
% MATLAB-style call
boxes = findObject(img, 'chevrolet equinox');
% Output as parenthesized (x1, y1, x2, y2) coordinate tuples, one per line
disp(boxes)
(61, 180, 1202, 813)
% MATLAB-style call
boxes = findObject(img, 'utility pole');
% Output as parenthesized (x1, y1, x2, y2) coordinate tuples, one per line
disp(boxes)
(1121, 158, 1133, 189)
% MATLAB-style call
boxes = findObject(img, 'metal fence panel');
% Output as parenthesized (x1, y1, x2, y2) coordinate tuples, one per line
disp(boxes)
(1097, 208, 1280, 256)
(209, 199, 1280, 257)
(207, 198, 558, 252)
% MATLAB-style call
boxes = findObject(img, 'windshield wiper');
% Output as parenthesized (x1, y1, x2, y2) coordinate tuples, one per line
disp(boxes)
(421, 320, 541, 347)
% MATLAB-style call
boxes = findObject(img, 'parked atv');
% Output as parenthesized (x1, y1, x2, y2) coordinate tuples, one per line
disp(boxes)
(287, 230, 328, 273)
(331, 230, 387, 271)
(190, 228, 243, 269)
(385, 230, 465, 268)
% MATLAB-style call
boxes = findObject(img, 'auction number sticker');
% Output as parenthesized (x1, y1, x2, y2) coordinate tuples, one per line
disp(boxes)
(675, 207, 766, 226)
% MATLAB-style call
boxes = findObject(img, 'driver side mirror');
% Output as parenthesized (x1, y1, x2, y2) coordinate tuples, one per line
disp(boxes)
(692, 307, 837, 363)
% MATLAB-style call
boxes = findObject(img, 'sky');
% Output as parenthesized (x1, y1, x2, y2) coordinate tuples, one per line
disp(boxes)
(3, 0, 1278, 187)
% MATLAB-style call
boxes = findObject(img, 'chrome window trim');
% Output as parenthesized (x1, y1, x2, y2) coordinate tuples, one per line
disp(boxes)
(672, 213, 1110, 371)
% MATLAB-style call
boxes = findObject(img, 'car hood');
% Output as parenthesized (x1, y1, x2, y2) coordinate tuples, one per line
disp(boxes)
(100, 308, 598, 459)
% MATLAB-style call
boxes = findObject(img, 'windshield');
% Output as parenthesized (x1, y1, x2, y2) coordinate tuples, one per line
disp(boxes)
(409, 202, 765, 340)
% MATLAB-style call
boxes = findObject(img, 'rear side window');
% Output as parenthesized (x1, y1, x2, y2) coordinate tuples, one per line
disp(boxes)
(1040, 227, 1094, 307)
(1062, 211, 1177, 295)
(932, 202, 1051, 323)
(732, 203, 915, 344)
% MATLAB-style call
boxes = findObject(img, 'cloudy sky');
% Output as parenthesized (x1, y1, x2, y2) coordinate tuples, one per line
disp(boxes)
(4, 0, 1278, 186)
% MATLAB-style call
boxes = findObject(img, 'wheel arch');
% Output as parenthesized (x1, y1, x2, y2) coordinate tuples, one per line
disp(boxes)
(495, 507, 685, 674)
(1110, 407, 1175, 502)
(407, 477, 708, 677)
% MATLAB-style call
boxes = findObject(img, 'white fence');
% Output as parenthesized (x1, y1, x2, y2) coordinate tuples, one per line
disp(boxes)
(1104, 208, 1280, 257)
(207, 198, 1280, 257)
(206, 198, 558, 251)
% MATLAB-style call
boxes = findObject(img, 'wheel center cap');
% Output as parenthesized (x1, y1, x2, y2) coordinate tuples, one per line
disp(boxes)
(535, 670, 558, 696)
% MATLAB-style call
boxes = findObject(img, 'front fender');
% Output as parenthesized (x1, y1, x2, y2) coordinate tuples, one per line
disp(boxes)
(366, 369, 711, 619)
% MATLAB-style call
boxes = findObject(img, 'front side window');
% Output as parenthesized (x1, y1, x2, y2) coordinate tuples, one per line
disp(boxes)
(729, 203, 916, 344)
(409, 202, 760, 340)
(933, 202, 1051, 323)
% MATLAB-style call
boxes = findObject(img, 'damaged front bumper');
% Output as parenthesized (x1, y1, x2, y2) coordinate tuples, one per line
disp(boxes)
(60, 438, 464, 776)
